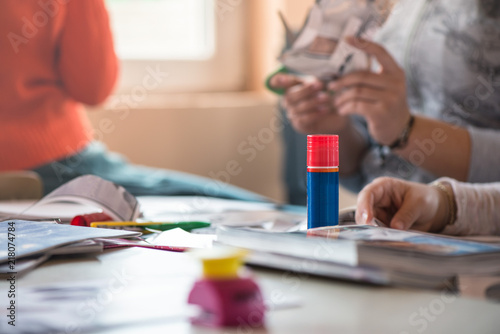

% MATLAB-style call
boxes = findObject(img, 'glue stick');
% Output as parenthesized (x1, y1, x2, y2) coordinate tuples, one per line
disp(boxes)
(307, 135, 339, 229)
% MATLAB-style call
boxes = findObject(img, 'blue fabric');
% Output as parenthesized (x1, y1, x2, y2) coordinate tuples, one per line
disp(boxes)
(32, 142, 269, 202)
(280, 106, 308, 205)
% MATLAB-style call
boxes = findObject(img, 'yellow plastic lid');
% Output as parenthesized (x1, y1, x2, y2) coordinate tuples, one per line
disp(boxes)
(192, 247, 248, 279)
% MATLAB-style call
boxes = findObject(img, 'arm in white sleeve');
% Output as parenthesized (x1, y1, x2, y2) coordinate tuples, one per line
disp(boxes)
(467, 127, 500, 183)
(437, 177, 500, 236)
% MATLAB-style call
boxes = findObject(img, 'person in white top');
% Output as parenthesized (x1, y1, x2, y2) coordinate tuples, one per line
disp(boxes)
(270, 0, 500, 206)
(356, 177, 500, 236)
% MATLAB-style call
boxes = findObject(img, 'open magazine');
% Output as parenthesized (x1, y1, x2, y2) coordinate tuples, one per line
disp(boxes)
(0, 220, 141, 276)
(0, 175, 140, 222)
(216, 221, 500, 289)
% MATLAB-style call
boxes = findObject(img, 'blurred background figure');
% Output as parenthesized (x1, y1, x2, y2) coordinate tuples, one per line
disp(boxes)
(0, 0, 266, 201)
(269, 0, 500, 205)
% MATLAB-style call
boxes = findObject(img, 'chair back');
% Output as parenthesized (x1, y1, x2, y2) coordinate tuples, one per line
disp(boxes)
(0, 171, 43, 200)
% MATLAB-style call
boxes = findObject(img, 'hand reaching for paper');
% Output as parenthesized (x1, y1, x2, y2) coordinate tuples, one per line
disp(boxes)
(355, 177, 450, 233)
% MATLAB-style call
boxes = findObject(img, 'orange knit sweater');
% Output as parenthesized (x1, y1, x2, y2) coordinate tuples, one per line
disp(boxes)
(0, 0, 118, 171)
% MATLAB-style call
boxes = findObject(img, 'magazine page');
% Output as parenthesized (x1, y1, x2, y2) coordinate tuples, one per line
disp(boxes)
(307, 225, 500, 256)
(12, 175, 140, 221)
(0, 220, 140, 263)
(215, 225, 459, 289)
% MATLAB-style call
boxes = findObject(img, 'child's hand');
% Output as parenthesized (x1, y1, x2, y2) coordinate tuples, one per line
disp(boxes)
(355, 177, 450, 233)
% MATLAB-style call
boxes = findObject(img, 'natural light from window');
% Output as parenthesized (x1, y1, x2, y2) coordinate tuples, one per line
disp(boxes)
(106, 0, 215, 60)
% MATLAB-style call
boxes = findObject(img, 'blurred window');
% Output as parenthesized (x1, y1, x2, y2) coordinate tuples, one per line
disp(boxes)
(106, 0, 245, 93)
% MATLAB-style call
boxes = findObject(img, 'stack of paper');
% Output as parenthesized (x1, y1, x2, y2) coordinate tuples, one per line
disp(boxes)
(216, 221, 500, 290)
(0, 220, 141, 276)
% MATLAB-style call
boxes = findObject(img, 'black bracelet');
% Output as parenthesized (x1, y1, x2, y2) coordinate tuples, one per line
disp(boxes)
(388, 115, 415, 150)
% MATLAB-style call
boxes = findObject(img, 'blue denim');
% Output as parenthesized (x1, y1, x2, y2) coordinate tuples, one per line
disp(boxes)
(32, 142, 269, 202)
(280, 106, 308, 205)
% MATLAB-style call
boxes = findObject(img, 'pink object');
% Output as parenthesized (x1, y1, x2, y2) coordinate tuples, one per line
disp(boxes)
(307, 135, 339, 167)
(187, 277, 265, 328)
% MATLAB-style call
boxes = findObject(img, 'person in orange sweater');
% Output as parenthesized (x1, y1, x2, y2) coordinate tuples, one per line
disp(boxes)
(0, 0, 265, 201)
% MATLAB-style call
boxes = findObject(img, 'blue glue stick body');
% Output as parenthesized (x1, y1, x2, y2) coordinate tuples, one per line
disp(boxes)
(307, 135, 339, 229)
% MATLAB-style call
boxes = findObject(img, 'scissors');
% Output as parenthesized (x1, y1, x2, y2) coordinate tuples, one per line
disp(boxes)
(330, 15, 375, 81)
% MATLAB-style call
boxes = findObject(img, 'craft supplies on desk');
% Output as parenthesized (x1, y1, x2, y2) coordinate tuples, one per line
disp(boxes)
(188, 247, 265, 328)
(89, 221, 210, 232)
(0, 220, 141, 276)
(307, 135, 339, 228)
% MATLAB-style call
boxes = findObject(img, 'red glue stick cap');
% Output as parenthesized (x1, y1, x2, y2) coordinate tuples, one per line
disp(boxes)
(70, 212, 113, 227)
(307, 135, 339, 167)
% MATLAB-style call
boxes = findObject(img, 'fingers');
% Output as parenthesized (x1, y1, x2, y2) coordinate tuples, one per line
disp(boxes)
(334, 86, 382, 105)
(268, 73, 302, 90)
(288, 110, 326, 133)
(356, 177, 395, 226)
(289, 107, 350, 135)
(334, 91, 397, 119)
(355, 190, 375, 226)
(327, 38, 403, 95)
(345, 36, 401, 74)
(286, 80, 324, 105)
(284, 81, 329, 123)
(289, 91, 328, 114)
(285, 91, 330, 130)
(357, 178, 432, 232)
(281, 79, 339, 134)
(335, 98, 378, 118)
(329, 72, 386, 92)
(389, 195, 423, 231)
(333, 86, 385, 115)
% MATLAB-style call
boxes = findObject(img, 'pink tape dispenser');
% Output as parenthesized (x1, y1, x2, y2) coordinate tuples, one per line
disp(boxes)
(187, 247, 266, 328)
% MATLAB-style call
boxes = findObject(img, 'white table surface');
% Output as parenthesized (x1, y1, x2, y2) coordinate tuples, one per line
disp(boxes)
(1, 247, 499, 334)
(1, 196, 499, 334)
